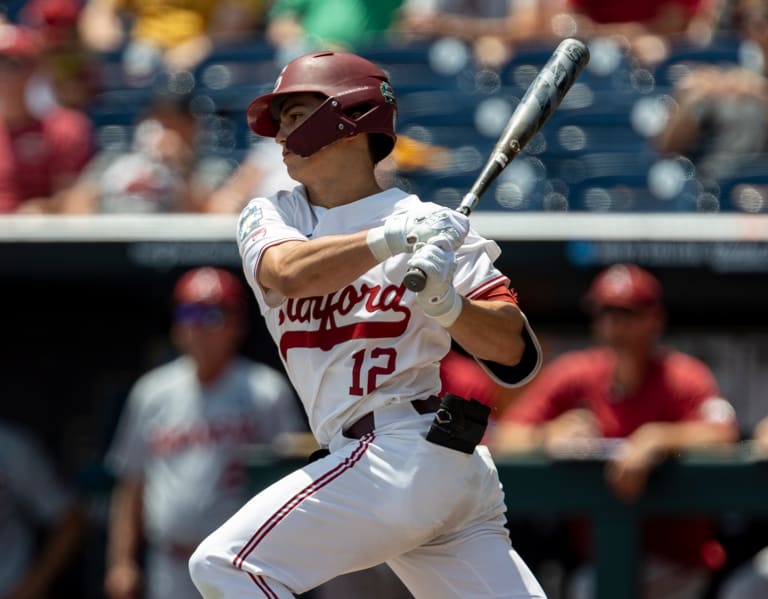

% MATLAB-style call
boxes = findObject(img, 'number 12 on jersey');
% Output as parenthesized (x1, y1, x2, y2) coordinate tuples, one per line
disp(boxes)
(349, 347, 397, 395)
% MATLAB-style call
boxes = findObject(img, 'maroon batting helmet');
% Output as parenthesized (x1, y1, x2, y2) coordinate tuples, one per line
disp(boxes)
(246, 51, 397, 162)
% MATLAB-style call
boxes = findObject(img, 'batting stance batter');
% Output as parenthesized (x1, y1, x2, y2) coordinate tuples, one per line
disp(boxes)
(189, 51, 546, 599)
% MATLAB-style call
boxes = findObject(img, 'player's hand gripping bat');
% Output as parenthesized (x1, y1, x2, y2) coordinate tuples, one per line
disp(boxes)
(403, 38, 591, 292)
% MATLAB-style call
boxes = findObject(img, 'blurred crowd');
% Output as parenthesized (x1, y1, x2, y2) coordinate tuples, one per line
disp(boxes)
(0, 0, 765, 215)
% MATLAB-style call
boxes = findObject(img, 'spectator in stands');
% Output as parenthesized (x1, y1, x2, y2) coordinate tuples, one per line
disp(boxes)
(265, 0, 405, 64)
(533, 0, 715, 66)
(202, 138, 299, 213)
(654, 65, 768, 182)
(59, 91, 223, 213)
(492, 263, 739, 599)
(78, 0, 267, 86)
(0, 419, 87, 598)
(653, 0, 768, 189)
(204, 133, 452, 213)
(397, 0, 548, 67)
(0, 23, 94, 213)
(715, 415, 768, 599)
(20, 0, 101, 111)
(103, 266, 308, 599)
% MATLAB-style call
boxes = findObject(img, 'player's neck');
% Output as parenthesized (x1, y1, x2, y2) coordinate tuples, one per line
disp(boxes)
(305, 174, 383, 209)
(195, 357, 233, 385)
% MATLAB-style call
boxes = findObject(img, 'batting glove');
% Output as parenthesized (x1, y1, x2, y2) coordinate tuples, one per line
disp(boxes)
(407, 236, 463, 328)
(367, 208, 469, 262)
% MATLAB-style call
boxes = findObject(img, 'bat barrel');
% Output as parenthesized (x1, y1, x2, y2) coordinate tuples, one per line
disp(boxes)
(403, 39, 590, 294)
(496, 38, 590, 159)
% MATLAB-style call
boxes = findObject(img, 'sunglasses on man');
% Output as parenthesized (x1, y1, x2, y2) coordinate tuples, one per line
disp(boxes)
(173, 303, 236, 327)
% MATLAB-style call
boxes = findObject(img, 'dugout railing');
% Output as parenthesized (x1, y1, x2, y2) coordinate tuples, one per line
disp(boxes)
(244, 445, 768, 599)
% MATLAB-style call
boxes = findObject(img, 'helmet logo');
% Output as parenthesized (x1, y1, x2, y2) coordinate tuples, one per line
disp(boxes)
(273, 65, 287, 92)
(380, 81, 395, 104)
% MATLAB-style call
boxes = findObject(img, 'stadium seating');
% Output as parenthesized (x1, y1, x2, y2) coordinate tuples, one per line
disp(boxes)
(81, 33, 768, 213)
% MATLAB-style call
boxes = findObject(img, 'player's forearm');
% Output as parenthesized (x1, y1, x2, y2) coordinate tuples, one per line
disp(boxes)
(106, 481, 144, 567)
(631, 420, 739, 456)
(260, 232, 379, 297)
(448, 300, 526, 365)
(491, 422, 542, 454)
(14, 505, 86, 595)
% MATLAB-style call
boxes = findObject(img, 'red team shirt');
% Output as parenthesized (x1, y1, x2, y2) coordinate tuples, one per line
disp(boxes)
(0, 107, 93, 212)
(567, 0, 703, 23)
(502, 346, 736, 569)
(504, 347, 726, 436)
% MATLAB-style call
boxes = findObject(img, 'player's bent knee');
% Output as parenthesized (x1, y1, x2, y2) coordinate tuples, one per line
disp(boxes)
(190, 542, 295, 598)
(188, 538, 228, 595)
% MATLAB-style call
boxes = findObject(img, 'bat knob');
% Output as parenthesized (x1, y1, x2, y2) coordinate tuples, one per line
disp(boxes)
(403, 267, 427, 292)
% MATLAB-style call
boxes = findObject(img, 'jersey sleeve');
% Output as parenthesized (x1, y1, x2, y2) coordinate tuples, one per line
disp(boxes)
(671, 355, 737, 426)
(237, 194, 308, 309)
(500, 354, 586, 424)
(452, 234, 542, 388)
(104, 383, 151, 479)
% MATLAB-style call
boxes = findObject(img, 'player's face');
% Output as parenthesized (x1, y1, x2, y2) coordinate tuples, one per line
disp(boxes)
(172, 304, 244, 365)
(274, 94, 326, 173)
(592, 305, 661, 351)
(277, 94, 324, 137)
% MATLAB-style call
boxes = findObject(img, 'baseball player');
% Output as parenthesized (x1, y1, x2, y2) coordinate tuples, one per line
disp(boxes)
(104, 267, 306, 599)
(189, 51, 546, 598)
(0, 420, 85, 597)
(493, 263, 740, 598)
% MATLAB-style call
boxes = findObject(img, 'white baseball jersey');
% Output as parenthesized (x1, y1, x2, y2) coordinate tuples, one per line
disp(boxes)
(0, 422, 76, 595)
(238, 186, 510, 446)
(106, 355, 305, 599)
(190, 185, 545, 599)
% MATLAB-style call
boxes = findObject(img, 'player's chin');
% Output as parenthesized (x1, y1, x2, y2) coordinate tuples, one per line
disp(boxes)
(283, 150, 312, 169)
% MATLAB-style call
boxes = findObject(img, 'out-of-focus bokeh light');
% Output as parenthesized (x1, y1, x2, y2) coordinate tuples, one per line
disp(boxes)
(733, 185, 768, 213)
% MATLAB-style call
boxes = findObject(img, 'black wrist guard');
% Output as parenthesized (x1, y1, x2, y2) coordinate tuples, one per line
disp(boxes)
(426, 394, 490, 454)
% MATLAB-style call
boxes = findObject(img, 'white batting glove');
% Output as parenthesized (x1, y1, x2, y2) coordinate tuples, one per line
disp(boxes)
(367, 208, 469, 262)
(407, 236, 463, 328)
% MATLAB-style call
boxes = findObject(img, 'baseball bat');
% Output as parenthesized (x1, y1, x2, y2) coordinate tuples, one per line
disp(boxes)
(403, 37, 591, 292)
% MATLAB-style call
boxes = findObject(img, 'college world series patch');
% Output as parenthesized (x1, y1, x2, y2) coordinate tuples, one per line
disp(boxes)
(238, 205, 265, 242)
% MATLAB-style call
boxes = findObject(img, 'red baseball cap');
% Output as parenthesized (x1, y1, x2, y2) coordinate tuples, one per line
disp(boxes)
(173, 267, 246, 311)
(22, 0, 82, 28)
(585, 263, 662, 311)
(0, 24, 42, 61)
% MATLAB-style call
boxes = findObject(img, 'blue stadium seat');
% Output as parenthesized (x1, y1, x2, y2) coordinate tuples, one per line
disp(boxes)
(652, 34, 744, 90)
(715, 157, 768, 213)
(361, 38, 476, 93)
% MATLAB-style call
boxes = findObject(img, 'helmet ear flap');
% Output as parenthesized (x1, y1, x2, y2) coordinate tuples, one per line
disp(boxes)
(284, 87, 397, 158)
(285, 97, 359, 157)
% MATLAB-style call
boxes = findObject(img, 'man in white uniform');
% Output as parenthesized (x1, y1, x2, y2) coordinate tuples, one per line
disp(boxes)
(104, 266, 306, 599)
(189, 51, 546, 599)
(0, 421, 85, 597)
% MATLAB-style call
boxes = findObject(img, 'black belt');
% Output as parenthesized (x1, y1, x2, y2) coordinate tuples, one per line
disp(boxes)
(343, 396, 441, 439)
